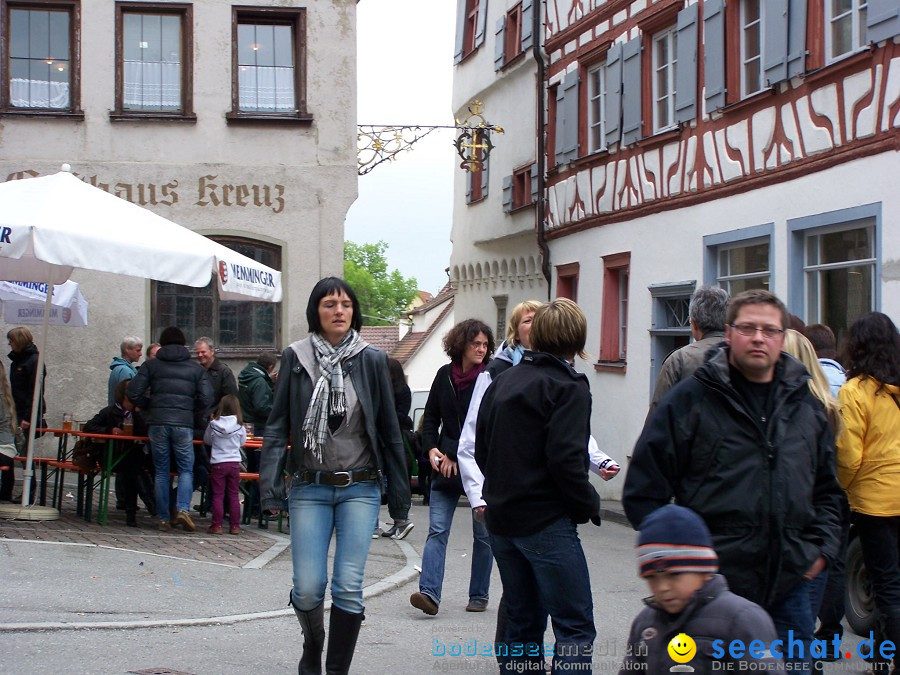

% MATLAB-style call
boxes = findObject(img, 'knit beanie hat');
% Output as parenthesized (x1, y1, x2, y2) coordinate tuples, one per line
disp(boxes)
(159, 326, 186, 346)
(636, 504, 719, 577)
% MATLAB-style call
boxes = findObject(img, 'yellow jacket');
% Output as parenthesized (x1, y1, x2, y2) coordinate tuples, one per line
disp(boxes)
(836, 376, 900, 516)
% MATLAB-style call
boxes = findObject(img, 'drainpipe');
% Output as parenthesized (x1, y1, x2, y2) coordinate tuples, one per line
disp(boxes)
(532, 0, 551, 299)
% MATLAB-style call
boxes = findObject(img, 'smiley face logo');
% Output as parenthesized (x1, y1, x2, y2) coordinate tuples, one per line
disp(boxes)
(667, 633, 697, 664)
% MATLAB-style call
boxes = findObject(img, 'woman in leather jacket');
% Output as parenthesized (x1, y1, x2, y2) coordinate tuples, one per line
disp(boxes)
(259, 277, 409, 675)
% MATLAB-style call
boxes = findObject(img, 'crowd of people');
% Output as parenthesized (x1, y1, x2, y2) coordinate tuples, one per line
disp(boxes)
(2, 274, 897, 675)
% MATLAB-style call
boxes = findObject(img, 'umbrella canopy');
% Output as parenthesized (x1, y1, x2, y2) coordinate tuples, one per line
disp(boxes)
(0, 280, 88, 326)
(0, 170, 282, 302)
(0, 169, 283, 510)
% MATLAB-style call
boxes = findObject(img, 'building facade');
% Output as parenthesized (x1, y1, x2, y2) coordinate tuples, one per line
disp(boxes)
(0, 0, 358, 426)
(451, 0, 899, 497)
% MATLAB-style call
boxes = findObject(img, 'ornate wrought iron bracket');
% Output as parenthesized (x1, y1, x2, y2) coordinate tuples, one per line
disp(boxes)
(357, 100, 503, 176)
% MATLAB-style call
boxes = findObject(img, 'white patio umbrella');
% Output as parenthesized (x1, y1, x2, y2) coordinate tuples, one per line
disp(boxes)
(0, 280, 89, 327)
(0, 168, 283, 515)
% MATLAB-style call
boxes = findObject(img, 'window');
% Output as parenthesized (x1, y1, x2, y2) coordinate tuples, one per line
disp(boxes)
(717, 240, 771, 294)
(804, 224, 875, 338)
(152, 237, 282, 353)
(464, 0, 480, 57)
(652, 27, 678, 132)
(512, 165, 532, 210)
(741, 0, 764, 97)
(2, 1, 80, 113)
(556, 263, 579, 301)
(649, 281, 695, 392)
(493, 295, 508, 342)
(586, 62, 606, 153)
(827, 0, 868, 62)
(504, 4, 522, 63)
(114, 3, 192, 118)
(229, 7, 310, 121)
(598, 252, 630, 367)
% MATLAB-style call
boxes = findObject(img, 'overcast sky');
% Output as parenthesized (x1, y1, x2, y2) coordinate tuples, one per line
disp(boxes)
(346, 0, 456, 296)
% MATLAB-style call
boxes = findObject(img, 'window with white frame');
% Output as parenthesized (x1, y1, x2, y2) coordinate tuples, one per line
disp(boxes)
(827, 0, 868, 62)
(587, 62, 606, 152)
(741, 0, 764, 97)
(4, 2, 78, 111)
(804, 223, 875, 338)
(717, 239, 770, 294)
(652, 27, 678, 132)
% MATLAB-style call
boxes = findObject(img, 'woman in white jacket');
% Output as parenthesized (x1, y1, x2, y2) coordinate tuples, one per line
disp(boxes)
(204, 394, 247, 535)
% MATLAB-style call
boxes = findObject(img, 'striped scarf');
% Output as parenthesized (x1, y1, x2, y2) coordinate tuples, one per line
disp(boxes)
(302, 329, 361, 461)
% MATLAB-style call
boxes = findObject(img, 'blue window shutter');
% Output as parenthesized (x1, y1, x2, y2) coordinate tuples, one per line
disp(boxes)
(454, 0, 467, 64)
(530, 163, 538, 202)
(495, 16, 506, 70)
(868, 0, 900, 43)
(475, 0, 489, 49)
(704, 0, 726, 112)
(621, 37, 642, 145)
(521, 0, 534, 52)
(605, 42, 623, 147)
(562, 70, 580, 162)
(555, 84, 567, 164)
(675, 4, 698, 124)
(786, 0, 807, 77)
(481, 152, 490, 196)
(763, 0, 788, 86)
(503, 175, 513, 212)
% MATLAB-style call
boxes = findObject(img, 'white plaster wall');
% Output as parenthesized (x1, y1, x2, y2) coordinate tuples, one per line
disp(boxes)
(404, 309, 456, 392)
(549, 151, 900, 501)
(0, 0, 358, 438)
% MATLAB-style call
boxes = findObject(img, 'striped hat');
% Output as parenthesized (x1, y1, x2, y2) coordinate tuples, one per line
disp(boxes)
(636, 505, 719, 577)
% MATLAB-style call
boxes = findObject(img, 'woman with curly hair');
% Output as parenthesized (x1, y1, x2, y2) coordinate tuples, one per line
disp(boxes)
(410, 318, 494, 616)
(835, 312, 900, 673)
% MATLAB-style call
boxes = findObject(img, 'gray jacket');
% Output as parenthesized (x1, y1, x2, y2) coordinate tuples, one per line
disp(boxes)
(620, 574, 781, 674)
(258, 336, 411, 515)
(648, 332, 725, 416)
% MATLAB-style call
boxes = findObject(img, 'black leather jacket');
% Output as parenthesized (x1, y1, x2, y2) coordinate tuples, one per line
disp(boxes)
(258, 337, 411, 514)
(624, 346, 843, 608)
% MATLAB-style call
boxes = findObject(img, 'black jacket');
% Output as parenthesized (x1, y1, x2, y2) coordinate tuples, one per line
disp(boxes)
(8, 343, 46, 423)
(258, 338, 410, 515)
(620, 575, 780, 674)
(238, 362, 274, 430)
(205, 358, 237, 406)
(422, 362, 478, 460)
(623, 346, 844, 608)
(475, 351, 600, 537)
(127, 344, 214, 428)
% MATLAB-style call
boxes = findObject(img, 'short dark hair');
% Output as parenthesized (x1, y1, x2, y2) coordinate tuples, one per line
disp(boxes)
(442, 319, 494, 363)
(305, 277, 362, 334)
(529, 298, 587, 359)
(257, 352, 278, 369)
(689, 286, 729, 334)
(804, 324, 837, 360)
(159, 326, 186, 346)
(725, 289, 789, 330)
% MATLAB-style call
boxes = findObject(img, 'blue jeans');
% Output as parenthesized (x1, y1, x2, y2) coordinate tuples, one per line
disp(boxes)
(419, 485, 492, 605)
(148, 425, 194, 521)
(490, 517, 595, 673)
(768, 576, 823, 671)
(289, 479, 381, 615)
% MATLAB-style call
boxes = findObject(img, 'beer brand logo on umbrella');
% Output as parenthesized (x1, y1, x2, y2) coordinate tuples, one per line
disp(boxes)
(219, 260, 228, 285)
(62, 307, 71, 324)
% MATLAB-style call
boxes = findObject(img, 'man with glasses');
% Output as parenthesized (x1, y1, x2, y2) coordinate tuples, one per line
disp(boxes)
(624, 289, 843, 672)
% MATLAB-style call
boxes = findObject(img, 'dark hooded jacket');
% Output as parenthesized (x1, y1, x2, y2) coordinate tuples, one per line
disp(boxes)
(8, 343, 46, 424)
(127, 344, 213, 428)
(237, 361, 274, 431)
(623, 345, 844, 608)
(620, 574, 781, 674)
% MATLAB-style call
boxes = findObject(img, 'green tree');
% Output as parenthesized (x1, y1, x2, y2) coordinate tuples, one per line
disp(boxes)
(344, 240, 418, 326)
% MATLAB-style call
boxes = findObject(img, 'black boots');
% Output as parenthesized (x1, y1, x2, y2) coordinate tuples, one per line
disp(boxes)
(125, 510, 137, 527)
(290, 595, 325, 675)
(325, 605, 364, 675)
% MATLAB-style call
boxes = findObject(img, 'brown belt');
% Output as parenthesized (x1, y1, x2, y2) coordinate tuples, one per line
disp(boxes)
(295, 468, 380, 487)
